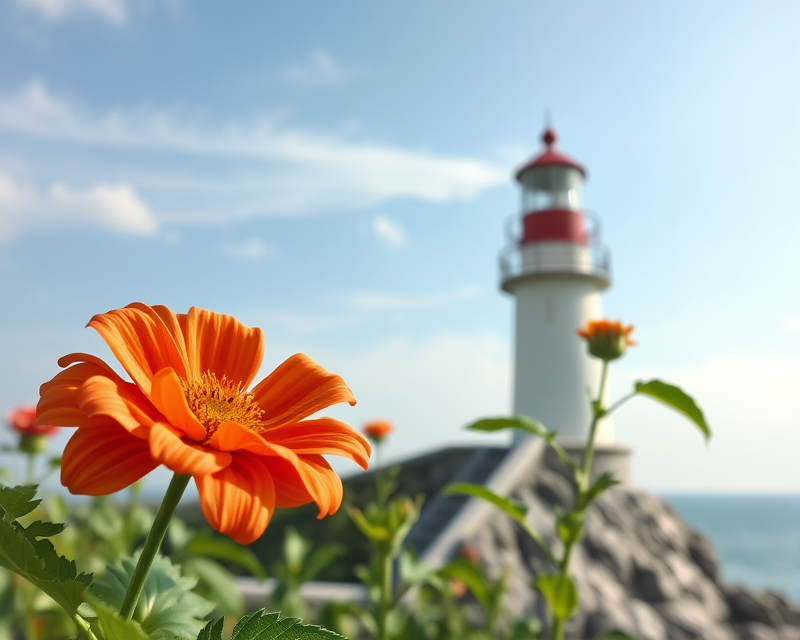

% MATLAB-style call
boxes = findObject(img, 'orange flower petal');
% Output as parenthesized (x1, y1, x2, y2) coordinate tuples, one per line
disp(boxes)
(182, 307, 264, 389)
(149, 368, 207, 441)
(196, 454, 276, 545)
(207, 421, 342, 517)
(149, 423, 232, 476)
(77, 375, 159, 438)
(266, 418, 371, 470)
(38, 360, 156, 436)
(251, 354, 356, 428)
(88, 304, 189, 395)
(264, 454, 342, 517)
(61, 427, 158, 495)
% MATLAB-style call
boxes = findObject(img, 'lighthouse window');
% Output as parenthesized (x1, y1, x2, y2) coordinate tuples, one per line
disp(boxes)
(520, 166, 583, 212)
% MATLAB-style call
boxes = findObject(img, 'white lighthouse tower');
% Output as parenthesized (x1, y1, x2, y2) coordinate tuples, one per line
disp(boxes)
(500, 128, 629, 476)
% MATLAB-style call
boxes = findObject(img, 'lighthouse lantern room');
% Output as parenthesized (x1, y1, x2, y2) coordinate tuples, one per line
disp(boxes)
(501, 128, 620, 457)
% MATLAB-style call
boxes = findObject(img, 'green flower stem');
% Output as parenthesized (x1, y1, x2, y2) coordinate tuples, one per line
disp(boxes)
(120, 473, 191, 620)
(579, 360, 609, 491)
(376, 548, 393, 640)
(551, 360, 610, 640)
(25, 453, 35, 485)
(73, 612, 100, 640)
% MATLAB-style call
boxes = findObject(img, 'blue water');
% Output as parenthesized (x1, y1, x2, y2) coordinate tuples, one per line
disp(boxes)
(663, 494, 800, 604)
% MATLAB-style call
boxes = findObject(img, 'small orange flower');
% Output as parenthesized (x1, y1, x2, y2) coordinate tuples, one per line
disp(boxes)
(362, 420, 393, 443)
(576, 319, 636, 361)
(37, 303, 371, 544)
(6, 405, 57, 437)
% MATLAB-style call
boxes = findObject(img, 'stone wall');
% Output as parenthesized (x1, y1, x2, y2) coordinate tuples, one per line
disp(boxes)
(465, 460, 799, 640)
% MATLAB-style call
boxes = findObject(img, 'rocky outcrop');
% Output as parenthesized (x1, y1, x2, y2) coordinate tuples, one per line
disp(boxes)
(464, 462, 799, 640)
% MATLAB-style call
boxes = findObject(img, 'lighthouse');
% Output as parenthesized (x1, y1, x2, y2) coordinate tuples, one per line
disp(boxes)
(500, 128, 624, 463)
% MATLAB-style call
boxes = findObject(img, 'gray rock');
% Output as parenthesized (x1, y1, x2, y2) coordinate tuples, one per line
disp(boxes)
(659, 598, 738, 640)
(737, 622, 782, 640)
(534, 466, 574, 510)
(687, 528, 720, 582)
(633, 554, 681, 603)
(629, 598, 668, 640)
(725, 585, 789, 627)
(583, 509, 635, 582)
(778, 624, 800, 640)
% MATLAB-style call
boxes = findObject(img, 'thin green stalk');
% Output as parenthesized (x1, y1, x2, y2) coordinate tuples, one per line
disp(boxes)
(376, 549, 393, 640)
(25, 453, 35, 485)
(73, 612, 101, 640)
(120, 473, 191, 620)
(551, 360, 610, 640)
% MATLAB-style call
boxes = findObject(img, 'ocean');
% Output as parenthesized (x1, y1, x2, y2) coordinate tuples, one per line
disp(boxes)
(663, 494, 800, 604)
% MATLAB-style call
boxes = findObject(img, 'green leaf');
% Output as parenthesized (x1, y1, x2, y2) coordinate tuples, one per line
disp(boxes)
(468, 417, 579, 472)
(225, 609, 346, 639)
(443, 483, 528, 524)
(87, 595, 148, 640)
(634, 379, 710, 440)
(181, 556, 243, 617)
(0, 485, 40, 522)
(468, 416, 549, 438)
(93, 552, 214, 638)
(183, 531, 266, 579)
(299, 543, 347, 584)
(438, 558, 490, 609)
(578, 472, 621, 510)
(196, 618, 225, 640)
(555, 512, 584, 546)
(534, 574, 579, 620)
(0, 485, 92, 617)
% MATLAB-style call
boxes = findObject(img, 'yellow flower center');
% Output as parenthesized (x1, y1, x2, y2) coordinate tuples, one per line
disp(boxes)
(181, 371, 265, 438)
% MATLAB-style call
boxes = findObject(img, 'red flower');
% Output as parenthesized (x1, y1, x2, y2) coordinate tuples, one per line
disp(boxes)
(6, 405, 57, 437)
(362, 420, 393, 444)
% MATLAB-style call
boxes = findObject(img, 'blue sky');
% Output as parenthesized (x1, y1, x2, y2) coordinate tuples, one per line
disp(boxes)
(0, 0, 798, 493)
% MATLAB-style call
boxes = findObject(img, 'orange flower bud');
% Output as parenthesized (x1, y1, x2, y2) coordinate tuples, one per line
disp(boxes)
(576, 320, 636, 362)
(362, 420, 393, 443)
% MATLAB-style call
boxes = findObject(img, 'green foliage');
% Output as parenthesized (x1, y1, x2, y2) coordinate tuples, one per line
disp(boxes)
(93, 551, 214, 638)
(443, 483, 556, 566)
(0, 484, 92, 618)
(87, 595, 148, 640)
(534, 574, 579, 620)
(197, 609, 345, 640)
(633, 379, 710, 440)
(347, 495, 422, 556)
(468, 417, 579, 473)
(577, 472, 620, 511)
(555, 510, 584, 547)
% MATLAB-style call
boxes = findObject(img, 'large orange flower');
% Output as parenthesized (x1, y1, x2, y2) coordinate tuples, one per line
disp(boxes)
(37, 303, 371, 544)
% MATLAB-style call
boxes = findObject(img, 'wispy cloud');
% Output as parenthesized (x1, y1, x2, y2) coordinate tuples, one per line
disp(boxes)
(222, 238, 277, 261)
(15, 0, 128, 24)
(255, 311, 363, 335)
(284, 49, 351, 85)
(0, 173, 157, 242)
(344, 285, 483, 312)
(0, 82, 506, 222)
(372, 214, 406, 248)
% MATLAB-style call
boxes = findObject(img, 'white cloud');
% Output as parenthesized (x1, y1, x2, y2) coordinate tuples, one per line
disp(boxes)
(372, 214, 406, 248)
(344, 285, 483, 312)
(15, 0, 128, 24)
(284, 49, 351, 85)
(0, 173, 158, 241)
(0, 82, 506, 221)
(222, 238, 277, 261)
